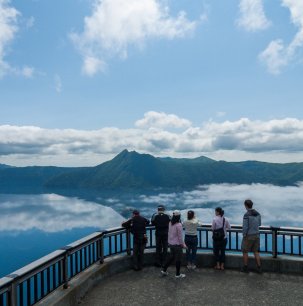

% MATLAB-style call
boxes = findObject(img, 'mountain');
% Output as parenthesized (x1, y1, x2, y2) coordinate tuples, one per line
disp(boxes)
(44, 150, 303, 189)
(1, 150, 303, 192)
(0, 164, 13, 169)
(0, 165, 88, 192)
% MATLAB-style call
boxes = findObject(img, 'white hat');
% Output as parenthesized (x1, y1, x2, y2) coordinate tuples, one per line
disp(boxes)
(173, 210, 181, 216)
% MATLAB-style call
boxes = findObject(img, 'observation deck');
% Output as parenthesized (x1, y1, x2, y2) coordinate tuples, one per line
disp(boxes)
(1, 225, 303, 306)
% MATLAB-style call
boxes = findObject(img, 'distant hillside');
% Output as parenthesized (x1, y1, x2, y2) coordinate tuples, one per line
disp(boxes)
(44, 150, 303, 189)
(0, 165, 88, 191)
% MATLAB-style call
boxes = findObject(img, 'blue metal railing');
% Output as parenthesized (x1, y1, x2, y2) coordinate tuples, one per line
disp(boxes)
(1, 225, 303, 306)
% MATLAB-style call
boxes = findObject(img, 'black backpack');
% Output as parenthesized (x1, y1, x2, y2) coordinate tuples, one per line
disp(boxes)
(212, 218, 225, 241)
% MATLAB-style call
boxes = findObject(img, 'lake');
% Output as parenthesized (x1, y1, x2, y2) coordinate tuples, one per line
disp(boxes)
(1, 182, 303, 277)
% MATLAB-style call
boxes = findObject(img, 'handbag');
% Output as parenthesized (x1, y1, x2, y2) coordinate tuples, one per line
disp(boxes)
(212, 218, 225, 241)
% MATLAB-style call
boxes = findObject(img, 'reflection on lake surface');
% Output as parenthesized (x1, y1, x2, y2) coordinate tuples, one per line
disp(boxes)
(0, 193, 123, 232)
(1, 182, 303, 277)
(0, 194, 123, 277)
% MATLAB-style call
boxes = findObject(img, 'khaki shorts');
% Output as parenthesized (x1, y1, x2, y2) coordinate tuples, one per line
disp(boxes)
(241, 235, 260, 253)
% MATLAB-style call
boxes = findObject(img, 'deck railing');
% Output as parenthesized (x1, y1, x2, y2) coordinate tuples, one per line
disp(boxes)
(1, 225, 303, 306)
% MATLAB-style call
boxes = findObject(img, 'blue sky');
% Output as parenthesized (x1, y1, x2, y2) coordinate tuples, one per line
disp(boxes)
(0, 0, 303, 166)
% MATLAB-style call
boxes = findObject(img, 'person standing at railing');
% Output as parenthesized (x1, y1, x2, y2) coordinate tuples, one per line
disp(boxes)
(212, 207, 231, 270)
(151, 204, 171, 268)
(241, 199, 262, 273)
(161, 210, 187, 278)
(122, 210, 150, 271)
(183, 210, 202, 270)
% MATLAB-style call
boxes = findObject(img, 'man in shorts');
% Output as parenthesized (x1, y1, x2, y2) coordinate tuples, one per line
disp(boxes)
(241, 199, 262, 273)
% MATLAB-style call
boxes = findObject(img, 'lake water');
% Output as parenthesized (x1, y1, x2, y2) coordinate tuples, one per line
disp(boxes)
(1, 182, 303, 277)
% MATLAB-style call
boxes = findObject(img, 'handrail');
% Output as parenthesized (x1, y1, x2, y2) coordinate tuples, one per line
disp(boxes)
(1, 224, 303, 306)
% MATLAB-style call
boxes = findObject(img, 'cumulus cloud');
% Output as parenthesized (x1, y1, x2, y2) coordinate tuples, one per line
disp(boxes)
(1, 114, 303, 166)
(0, 194, 124, 232)
(135, 111, 192, 129)
(236, 0, 271, 32)
(0, 0, 34, 78)
(259, 1, 303, 74)
(71, 0, 197, 76)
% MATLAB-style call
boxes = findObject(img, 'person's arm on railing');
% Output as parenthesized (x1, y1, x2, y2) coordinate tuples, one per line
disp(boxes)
(122, 219, 132, 229)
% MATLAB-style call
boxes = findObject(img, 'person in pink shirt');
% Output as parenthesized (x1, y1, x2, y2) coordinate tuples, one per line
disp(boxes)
(161, 210, 187, 278)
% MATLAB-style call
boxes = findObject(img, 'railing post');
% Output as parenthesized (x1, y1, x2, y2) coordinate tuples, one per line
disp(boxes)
(99, 235, 104, 264)
(271, 226, 279, 258)
(6, 274, 18, 306)
(126, 229, 131, 256)
(60, 246, 72, 289)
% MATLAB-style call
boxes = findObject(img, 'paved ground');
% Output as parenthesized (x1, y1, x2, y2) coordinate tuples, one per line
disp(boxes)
(79, 266, 303, 306)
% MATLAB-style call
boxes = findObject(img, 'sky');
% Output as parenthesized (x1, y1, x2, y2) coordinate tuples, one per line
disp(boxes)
(0, 0, 303, 166)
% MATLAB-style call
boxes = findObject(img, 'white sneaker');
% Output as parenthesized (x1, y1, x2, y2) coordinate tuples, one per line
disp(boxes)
(191, 265, 197, 270)
(175, 273, 186, 278)
(187, 264, 192, 270)
(161, 270, 168, 276)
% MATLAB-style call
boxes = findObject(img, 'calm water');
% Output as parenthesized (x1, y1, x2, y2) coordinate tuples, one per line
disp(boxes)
(1, 182, 303, 278)
(0, 194, 123, 277)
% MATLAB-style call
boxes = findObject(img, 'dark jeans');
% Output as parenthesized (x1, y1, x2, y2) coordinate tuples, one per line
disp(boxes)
(155, 233, 168, 266)
(213, 238, 227, 264)
(133, 237, 145, 269)
(163, 245, 183, 276)
(185, 235, 198, 264)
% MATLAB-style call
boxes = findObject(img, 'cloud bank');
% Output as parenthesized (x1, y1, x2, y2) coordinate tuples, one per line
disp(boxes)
(1, 112, 303, 166)
(71, 0, 197, 76)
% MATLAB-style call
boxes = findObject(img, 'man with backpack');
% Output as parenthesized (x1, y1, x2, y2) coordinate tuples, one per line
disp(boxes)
(241, 199, 262, 273)
(151, 204, 170, 267)
(122, 210, 150, 271)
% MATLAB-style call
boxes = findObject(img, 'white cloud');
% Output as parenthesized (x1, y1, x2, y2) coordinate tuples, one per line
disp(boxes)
(0, 194, 124, 232)
(54, 74, 62, 93)
(0, 0, 34, 78)
(236, 0, 271, 32)
(259, 0, 303, 74)
(20, 66, 34, 78)
(25, 16, 34, 29)
(0, 0, 19, 77)
(135, 111, 192, 129)
(1, 114, 303, 166)
(71, 0, 197, 76)
(82, 56, 106, 76)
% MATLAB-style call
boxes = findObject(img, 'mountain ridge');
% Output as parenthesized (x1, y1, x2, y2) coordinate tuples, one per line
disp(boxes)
(1, 150, 303, 191)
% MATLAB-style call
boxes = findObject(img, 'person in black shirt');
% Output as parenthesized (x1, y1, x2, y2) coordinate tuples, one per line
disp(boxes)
(122, 210, 150, 271)
(151, 205, 170, 267)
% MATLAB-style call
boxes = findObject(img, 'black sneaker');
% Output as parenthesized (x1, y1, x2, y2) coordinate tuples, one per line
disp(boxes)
(256, 266, 263, 274)
(240, 266, 249, 273)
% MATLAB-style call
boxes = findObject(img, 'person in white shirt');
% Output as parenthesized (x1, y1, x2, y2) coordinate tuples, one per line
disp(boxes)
(211, 207, 231, 270)
(183, 210, 201, 270)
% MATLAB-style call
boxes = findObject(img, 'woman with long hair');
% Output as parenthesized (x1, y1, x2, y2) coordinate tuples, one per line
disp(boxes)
(212, 207, 231, 270)
(161, 210, 187, 278)
(183, 210, 201, 269)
